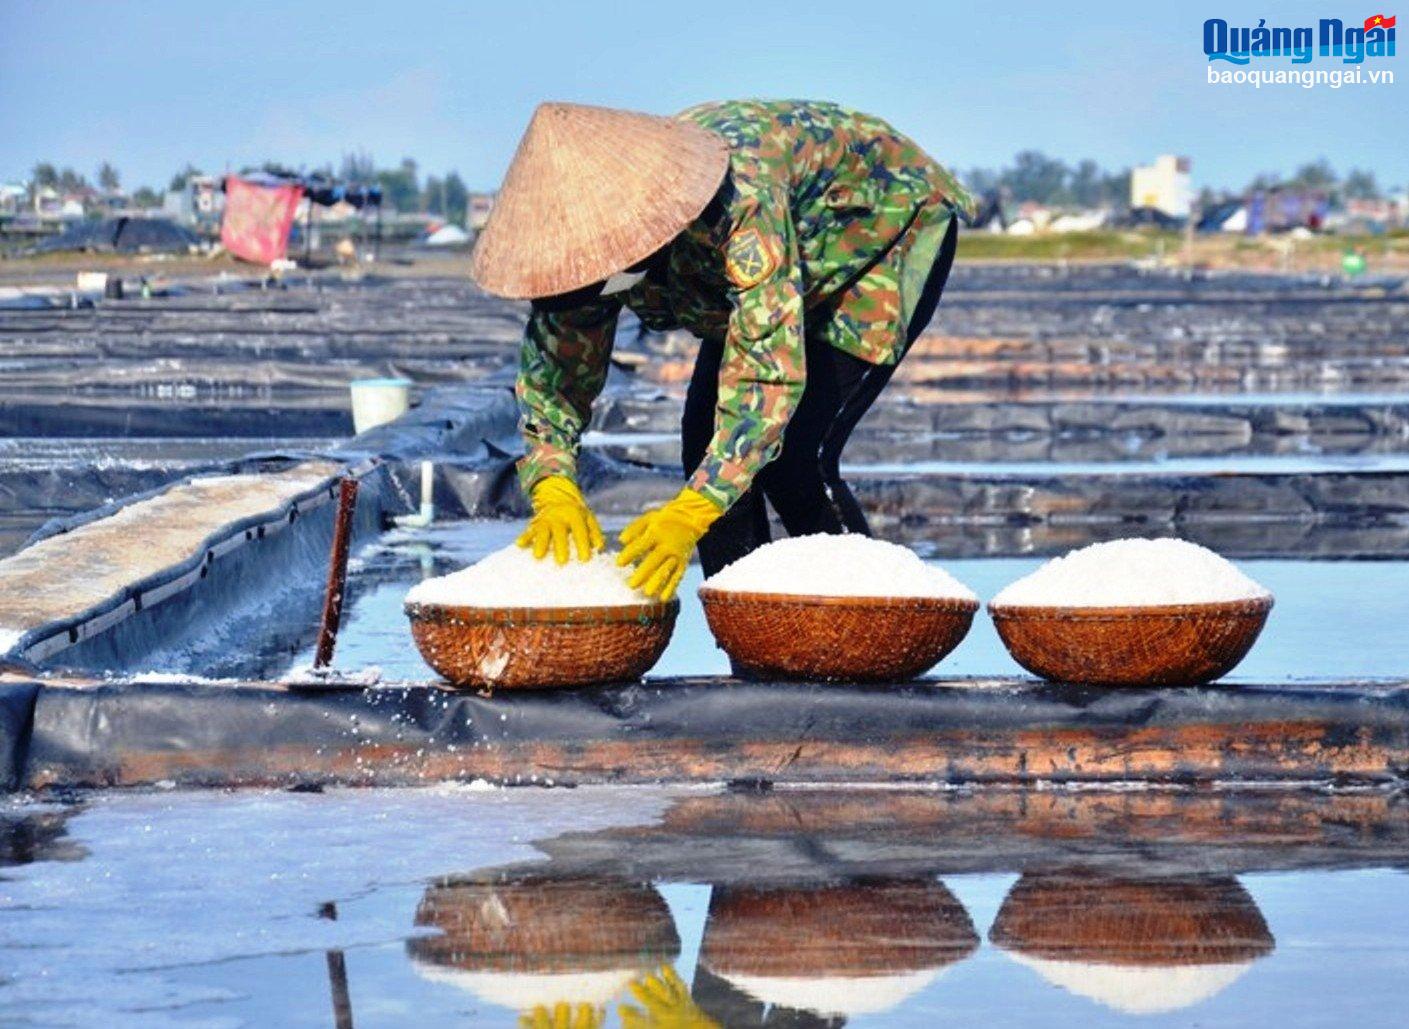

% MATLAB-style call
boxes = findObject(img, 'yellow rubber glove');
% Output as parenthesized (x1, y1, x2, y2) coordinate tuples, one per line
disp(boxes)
(519, 1002, 603, 1029)
(517, 476, 605, 564)
(616, 489, 722, 601)
(618, 965, 719, 1029)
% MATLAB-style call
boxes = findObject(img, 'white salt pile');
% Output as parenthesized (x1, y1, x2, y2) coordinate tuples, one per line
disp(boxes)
(703, 534, 977, 600)
(405, 545, 645, 607)
(991, 538, 1271, 608)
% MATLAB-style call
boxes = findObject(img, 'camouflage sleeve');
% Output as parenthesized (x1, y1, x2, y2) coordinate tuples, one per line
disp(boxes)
(686, 187, 805, 511)
(515, 295, 622, 494)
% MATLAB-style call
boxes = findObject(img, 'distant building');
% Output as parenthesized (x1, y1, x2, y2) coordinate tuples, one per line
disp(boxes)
(1344, 197, 1402, 227)
(33, 186, 62, 217)
(94, 190, 129, 213)
(164, 175, 224, 226)
(1131, 155, 1192, 219)
(467, 193, 495, 230)
(0, 183, 26, 215)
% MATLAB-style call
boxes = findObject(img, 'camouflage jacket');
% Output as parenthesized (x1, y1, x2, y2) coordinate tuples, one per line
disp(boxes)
(517, 99, 969, 511)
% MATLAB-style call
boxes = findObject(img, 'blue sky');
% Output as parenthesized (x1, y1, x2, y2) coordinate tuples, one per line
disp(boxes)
(1, 0, 1403, 192)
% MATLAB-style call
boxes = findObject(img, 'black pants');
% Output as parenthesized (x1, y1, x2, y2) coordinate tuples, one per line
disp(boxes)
(683, 215, 958, 577)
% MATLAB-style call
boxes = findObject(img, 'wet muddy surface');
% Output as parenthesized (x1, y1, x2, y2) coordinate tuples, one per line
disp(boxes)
(1, 786, 1405, 1027)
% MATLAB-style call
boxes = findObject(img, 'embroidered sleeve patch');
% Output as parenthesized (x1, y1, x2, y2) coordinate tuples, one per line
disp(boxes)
(724, 227, 777, 290)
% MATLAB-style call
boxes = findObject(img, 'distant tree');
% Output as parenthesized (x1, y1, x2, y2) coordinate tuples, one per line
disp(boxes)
(423, 174, 444, 215)
(131, 186, 162, 208)
(1066, 159, 1095, 206)
(57, 167, 89, 192)
(1099, 168, 1130, 206)
(253, 161, 298, 178)
(168, 164, 203, 192)
(30, 162, 59, 189)
(340, 150, 376, 185)
(965, 156, 1126, 208)
(443, 172, 469, 224)
(97, 162, 121, 192)
(964, 167, 999, 196)
(1007, 151, 1069, 204)
(1289, 159, 1336, 190)
(376, 157, 420, 211)
(1342, 168, 1381, 200)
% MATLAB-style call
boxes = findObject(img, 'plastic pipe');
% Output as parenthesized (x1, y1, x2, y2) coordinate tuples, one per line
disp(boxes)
(393, 461, 435, 529)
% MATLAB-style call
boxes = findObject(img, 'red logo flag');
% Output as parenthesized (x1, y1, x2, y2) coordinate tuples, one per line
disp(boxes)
(1364, 13, 1396, 30)
(221, 176, 303, 265)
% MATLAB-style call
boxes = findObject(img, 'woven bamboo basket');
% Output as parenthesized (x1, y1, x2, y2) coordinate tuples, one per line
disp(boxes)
(698, 588, 978, 682)
(701, 881, 978, 977)
(989, 873, 1274, 966)
(408, 875, 679, 973)
(988, 597, 1272, 687)
(405, 600, 677, 690)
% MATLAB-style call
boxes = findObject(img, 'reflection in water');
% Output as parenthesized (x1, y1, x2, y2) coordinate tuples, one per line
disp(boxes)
(698, 881, 978, 1025)
(393, 789, 1367, 1024)
(318, 901, 355, 1029)
(0, 807, 86, 867)
(405, 874, 679, 1018)
(0, 788, 1400, 1026)
(990, 874, 1275, 1015)
(405, 874, 981, 1026)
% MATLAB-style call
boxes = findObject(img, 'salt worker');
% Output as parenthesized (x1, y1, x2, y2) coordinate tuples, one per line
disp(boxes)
(471, 99, 968, 601)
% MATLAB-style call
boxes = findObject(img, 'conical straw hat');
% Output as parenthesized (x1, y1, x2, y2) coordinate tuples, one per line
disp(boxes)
(471, 102, 730, 299)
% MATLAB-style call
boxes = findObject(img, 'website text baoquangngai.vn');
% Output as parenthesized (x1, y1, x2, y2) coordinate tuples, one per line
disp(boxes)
(1207, 65, 1394, 87)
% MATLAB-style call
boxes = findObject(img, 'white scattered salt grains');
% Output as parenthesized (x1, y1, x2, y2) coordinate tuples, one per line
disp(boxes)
(703, 533, 977, 600)
(405, 544, 646, 607)
(991, 538, 1270, 608)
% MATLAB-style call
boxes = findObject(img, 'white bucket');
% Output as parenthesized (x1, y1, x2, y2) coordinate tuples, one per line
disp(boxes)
(350, 377, 413, 434)
(76, 271, 109, 293)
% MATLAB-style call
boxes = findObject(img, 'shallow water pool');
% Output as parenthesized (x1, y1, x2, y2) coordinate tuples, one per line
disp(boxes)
(2, 786, 1406, 1027)
(282, 520, 1409, 684)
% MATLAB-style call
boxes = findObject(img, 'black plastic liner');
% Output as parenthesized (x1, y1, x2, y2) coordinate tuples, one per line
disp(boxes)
(0, 682, 39, 791)
(50, 467, 388, 677)
(18, 676, 1409, 790)
(0, 397, 353, 439)
(8, 385, 521, 675)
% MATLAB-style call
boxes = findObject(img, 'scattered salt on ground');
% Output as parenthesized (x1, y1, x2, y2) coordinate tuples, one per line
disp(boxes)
(125, 671, 242, 686)
(991, 538, 1271, 607)
(283, 665, 385, 686)
(405, 545, 646, 607)
(0, 628, 24, 655)
(703, 534, 977, 600)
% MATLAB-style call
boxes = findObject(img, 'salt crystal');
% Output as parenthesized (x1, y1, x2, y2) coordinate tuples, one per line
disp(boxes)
(703, 533, 976, 600)
(405, 545, 646, 607)
(991, 538, 1270, 608)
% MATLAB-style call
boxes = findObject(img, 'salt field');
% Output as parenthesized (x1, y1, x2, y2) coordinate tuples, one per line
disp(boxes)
(8, 5, 1409, 1026)
(0, 268, 1406, 1027)
(2, 786, 1407, 1027)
